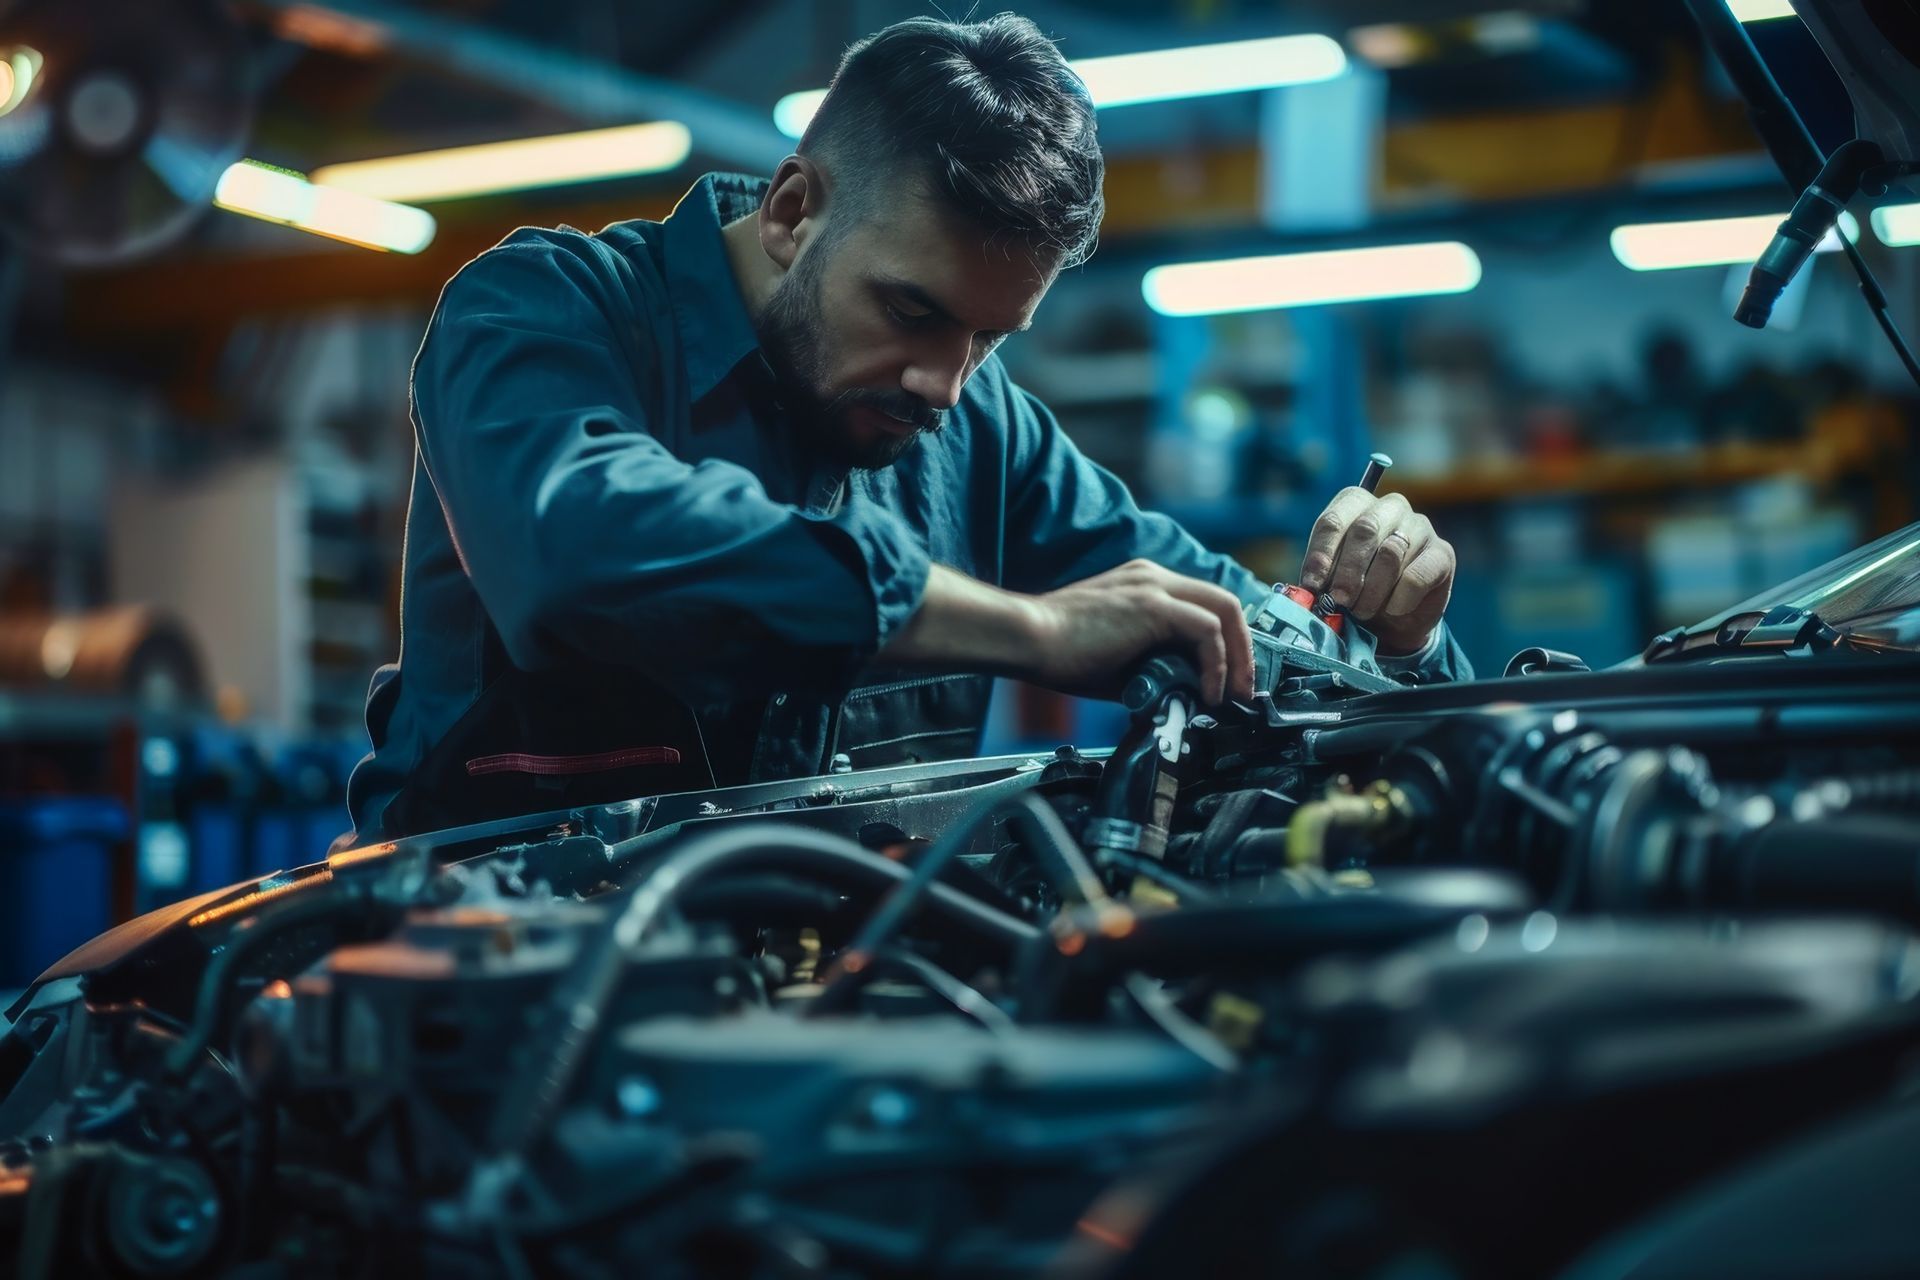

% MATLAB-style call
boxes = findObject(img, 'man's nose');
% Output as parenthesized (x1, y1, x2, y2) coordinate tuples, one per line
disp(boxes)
(901, 344, 971, 411)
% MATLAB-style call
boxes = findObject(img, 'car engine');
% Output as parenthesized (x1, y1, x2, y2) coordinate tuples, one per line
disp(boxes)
(2, 534, 1918, 1278)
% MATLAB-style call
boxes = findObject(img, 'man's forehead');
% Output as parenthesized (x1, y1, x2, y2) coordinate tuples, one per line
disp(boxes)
(845, 196, 1054, 329)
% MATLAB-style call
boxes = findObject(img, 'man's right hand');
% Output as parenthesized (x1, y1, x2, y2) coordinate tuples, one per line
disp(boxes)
(1025, 559, 1254, 706)
(878, 561, 1255, 707)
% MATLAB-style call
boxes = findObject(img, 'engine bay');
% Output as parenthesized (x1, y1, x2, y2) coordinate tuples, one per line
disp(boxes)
(2, 564, 1918, 1279)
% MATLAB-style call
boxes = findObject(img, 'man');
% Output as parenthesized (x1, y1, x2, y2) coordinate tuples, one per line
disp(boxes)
(344, 13, 1468, 842)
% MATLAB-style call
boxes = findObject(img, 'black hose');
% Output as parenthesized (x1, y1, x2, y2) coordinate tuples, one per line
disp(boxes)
(806, 791, 1072, 1016)
(487, 825, 1038, 1160)
(857, 947, 1017, 1034)
(163, 886, 375, 1081)
(1100, 850, 1222, 905)
(1729, 813, 1920, 920)
(1004, 794, 1110, 908)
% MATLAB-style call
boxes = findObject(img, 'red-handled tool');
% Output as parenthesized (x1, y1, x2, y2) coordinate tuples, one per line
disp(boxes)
(1306, 453, 1393, 635)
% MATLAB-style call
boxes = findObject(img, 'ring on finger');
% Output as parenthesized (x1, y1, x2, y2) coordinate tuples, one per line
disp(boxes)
(1383, 529, 1413, 553)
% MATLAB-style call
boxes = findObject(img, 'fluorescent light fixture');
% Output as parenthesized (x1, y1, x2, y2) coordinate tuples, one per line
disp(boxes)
(1347, 23, 1423, 69)
(214, 161, 436, 253)
(774, 33, 1348, 138)
(1142, 241, 1482, 316)
(1076, 33, 1347, 109)
(309, 121, 692, 203)
(1609, 211, 1857, 271)
(1871, 203, 1920, 246)
(1349, 11, 1538, 68)
(1727, 0, 1797, 20)
(0, 46, 42, 119)
(774, 90, 826, 140)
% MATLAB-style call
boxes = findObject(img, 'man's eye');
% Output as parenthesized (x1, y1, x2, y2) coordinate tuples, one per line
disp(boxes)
(885, 302, 934, 330)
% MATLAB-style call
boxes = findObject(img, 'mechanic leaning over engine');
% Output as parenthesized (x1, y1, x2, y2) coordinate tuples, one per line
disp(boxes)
(340, 13, 1472, 844)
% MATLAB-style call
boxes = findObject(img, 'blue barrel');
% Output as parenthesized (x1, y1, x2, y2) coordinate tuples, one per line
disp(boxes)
(0, 798, 126, 986)
(248, 810, 299, 880)
(188, 804, 246, 896)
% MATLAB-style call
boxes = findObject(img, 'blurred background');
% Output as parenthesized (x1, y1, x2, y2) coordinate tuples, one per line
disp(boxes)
(0, 0, 1914, 982)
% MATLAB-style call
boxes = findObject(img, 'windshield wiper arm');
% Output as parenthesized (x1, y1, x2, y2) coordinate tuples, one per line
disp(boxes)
(1643, 605, 1845, 665)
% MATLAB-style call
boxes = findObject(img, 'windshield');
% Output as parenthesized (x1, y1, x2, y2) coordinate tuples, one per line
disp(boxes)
(1721, 523, 1920, 627)
(1672, 521, 1920, 656)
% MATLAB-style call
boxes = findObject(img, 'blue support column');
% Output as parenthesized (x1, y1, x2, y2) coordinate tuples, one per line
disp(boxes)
(1291, 308, 1373, 496)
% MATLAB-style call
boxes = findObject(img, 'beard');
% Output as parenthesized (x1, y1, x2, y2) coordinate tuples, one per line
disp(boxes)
(755, 240, 948, 470)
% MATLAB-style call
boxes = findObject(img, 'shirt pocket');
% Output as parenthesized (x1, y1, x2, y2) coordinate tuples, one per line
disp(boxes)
(833, 674, 992, 770)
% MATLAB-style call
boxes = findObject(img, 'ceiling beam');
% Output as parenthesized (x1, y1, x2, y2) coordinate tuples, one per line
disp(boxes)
(66, 62, 1758, 337)
(253, 0, 790, 173)
(64, 194, 677, 337)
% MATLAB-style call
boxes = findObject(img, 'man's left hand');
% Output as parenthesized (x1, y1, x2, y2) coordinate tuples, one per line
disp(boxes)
(1299, 488, 1456, 656)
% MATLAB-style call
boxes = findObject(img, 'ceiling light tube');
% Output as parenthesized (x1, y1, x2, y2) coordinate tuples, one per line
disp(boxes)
(215, 161, 436, 253)
(1871, 203, 1920, 247)
(310, 120, 693, 203)
(1726, 0, 1797, 21)
(774, 33, 1347, 138)
(1609, 211, 1857, 271)
(1142, 241, 1483, 316)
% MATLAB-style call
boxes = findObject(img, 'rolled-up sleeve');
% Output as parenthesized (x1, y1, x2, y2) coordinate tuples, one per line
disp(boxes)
(996, 367, 1470, 684)
(413, 235, 929, 704)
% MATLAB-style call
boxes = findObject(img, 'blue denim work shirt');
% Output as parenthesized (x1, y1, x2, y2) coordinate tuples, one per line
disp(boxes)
(345, 173, 1467, 841)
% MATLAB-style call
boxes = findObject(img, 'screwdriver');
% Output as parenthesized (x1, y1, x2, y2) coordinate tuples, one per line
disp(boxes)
(1311, 453, 1393, 632)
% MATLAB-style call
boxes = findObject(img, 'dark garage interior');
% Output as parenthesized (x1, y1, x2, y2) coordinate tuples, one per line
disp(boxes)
(1, 0, 1918, 1274)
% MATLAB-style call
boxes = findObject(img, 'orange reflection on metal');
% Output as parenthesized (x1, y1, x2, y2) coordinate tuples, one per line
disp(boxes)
(1056, 931, 1086, 957)
(1074, 1217, 1133, 1251)
(880, 838, 930, 863)
(422, 907, 511, 928)
(270, 5, 388, 57)
(328, 942, 456, 979)
(186, 868, 334, 929)
(328, 841, 398, 869)
(263, 979, 294, 1000)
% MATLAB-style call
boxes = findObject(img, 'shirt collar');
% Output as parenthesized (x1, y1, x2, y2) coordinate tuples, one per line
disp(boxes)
(659, 171, 771, 403)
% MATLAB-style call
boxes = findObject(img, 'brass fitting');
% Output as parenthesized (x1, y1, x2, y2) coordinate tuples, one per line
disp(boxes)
(1286, 777, 1415, 868)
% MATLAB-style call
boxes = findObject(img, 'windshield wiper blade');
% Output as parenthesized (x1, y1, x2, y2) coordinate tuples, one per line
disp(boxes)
(1643, 605, 1845, 664)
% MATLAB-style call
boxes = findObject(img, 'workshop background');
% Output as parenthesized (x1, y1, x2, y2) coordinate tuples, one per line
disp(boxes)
(0, 0, 1914, 983)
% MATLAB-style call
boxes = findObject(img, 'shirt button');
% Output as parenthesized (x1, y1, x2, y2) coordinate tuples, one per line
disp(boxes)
(772, 692, 787, 706)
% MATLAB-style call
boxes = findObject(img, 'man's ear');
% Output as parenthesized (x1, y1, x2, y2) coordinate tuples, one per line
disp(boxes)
(759, 154, 825, 272)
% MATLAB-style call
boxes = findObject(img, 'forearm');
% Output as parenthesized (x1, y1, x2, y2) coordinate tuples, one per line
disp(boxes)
(876, 564, 1045, 676)
(879, 559, 1254, 707)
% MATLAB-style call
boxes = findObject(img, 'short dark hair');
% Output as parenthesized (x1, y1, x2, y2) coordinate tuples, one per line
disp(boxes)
(798, 13, 1104, 268)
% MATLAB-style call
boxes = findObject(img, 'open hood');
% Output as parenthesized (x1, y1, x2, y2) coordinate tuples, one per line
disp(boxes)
(1642, 522, 1920, 663)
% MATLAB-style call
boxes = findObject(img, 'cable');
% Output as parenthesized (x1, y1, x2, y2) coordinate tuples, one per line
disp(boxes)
(807, 790, 1073, 1016)
(1122, 975, 1236, 1072)
(1843, 238, 1920, 389)
(861, 947, 1018, 1035)
(1005, 793, 1111, 909)
(1681, 0, 1920, 390)
(1098, 850, 1222, 905)
(487, 824, 1039, 1161)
